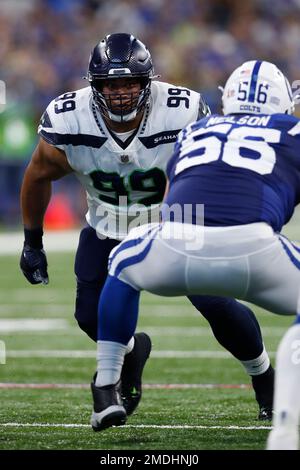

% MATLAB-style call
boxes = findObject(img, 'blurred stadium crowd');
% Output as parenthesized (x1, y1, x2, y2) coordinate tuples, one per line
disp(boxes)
(1, 0, 300, 227)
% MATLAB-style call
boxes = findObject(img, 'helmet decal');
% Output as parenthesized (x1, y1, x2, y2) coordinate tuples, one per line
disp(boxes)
(248, 61, 262, 103)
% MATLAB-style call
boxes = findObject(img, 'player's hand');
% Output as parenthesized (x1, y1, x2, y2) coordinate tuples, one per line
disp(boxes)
(20, 244, 49, 285)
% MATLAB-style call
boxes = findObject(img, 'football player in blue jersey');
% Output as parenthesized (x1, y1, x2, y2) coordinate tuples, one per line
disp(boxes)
(20, 34, 273, 423)
(91, 59, 300, 449)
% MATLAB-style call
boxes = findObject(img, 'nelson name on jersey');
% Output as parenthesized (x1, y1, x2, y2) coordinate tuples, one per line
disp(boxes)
(206, 114, 271, 127)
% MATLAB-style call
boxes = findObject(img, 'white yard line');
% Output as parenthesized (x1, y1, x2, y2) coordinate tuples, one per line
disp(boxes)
(0, 319, 68, 332)
(0, 231, 79, 254)
(0, 422, 272, 430)
(0, 320, 288, 337)
(0, 382, 252, 390)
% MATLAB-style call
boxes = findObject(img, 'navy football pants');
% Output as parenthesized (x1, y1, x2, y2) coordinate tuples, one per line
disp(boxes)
(74, 226, 263, 361)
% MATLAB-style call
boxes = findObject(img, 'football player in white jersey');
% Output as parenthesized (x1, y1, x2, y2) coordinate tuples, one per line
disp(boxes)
(20, 33, 273, 420)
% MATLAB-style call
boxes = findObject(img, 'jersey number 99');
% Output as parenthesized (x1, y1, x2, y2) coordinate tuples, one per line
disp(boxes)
(90, 168, 166, 206)
(54, 93, 76, 114)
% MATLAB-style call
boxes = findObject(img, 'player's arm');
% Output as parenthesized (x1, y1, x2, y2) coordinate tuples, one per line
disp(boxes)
(21, 137, 72, 227)
(20, 138, 73, 285)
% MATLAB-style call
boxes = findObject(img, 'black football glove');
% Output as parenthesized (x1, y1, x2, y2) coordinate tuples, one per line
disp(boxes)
(20, 245, 49, 285)
(20, 228, 49, 285)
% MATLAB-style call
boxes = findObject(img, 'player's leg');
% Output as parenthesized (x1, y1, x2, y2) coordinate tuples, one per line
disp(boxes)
(244, 235, 300, 449)
(75, 226, 151, 417)
(74, 225, 119, 341)
(188, 295, 274, 420)
(91, 222, 277, 430)
(91, 275, 141, 430)
(266, 316, 300, 450)
(91, 223, 173, 430)
(244, 235, 300, 450)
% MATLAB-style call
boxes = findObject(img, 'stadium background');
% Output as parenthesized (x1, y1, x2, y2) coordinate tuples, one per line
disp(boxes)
(0, 0, 300, 451)
(1, 0, 300, 227)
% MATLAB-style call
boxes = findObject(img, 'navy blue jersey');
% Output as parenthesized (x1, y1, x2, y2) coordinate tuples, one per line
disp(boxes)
(163, 113, 300, 231)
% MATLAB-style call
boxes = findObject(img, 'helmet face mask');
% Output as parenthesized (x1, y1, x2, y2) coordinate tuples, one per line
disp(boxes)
(87, 33, 154, 122)
(222, 60, 295, 116)
(91, 76, 151, 122)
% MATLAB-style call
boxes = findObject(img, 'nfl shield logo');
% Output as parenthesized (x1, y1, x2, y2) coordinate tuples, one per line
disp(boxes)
(120, 155, 130, 163)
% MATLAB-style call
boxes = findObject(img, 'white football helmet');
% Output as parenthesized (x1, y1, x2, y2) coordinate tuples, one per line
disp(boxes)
(222, 60, 294, 115)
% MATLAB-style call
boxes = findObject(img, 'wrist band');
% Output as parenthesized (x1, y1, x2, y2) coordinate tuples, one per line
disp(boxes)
(24, 227, 44, 249)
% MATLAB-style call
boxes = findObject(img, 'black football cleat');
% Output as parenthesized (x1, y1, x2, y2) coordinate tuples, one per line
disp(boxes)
(251, 365, 274, 421)
(258, 406, 273, 421)
(121, 332, 152, 416)
(90, 378, 126, 431)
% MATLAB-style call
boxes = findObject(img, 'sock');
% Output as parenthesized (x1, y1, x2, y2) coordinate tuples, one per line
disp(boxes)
(95, 340, 127, 386)
(241, 346, 270, 376)
(272, 323, 300, 433)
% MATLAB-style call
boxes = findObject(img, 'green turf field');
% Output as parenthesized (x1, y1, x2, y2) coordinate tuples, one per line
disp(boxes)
(0, 250, 295, 450)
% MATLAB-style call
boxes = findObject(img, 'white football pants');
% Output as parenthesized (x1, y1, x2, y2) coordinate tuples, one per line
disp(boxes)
(108, 221, 300, 316)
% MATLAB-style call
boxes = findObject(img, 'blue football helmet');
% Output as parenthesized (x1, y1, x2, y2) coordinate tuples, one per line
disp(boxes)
(87, 33, 155, 122)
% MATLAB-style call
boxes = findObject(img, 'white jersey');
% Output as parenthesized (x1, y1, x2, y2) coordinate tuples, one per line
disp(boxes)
(38, 81, 204, 239)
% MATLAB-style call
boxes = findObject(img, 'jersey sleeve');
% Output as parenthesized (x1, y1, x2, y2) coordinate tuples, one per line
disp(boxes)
(37, 96, 70, 151)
